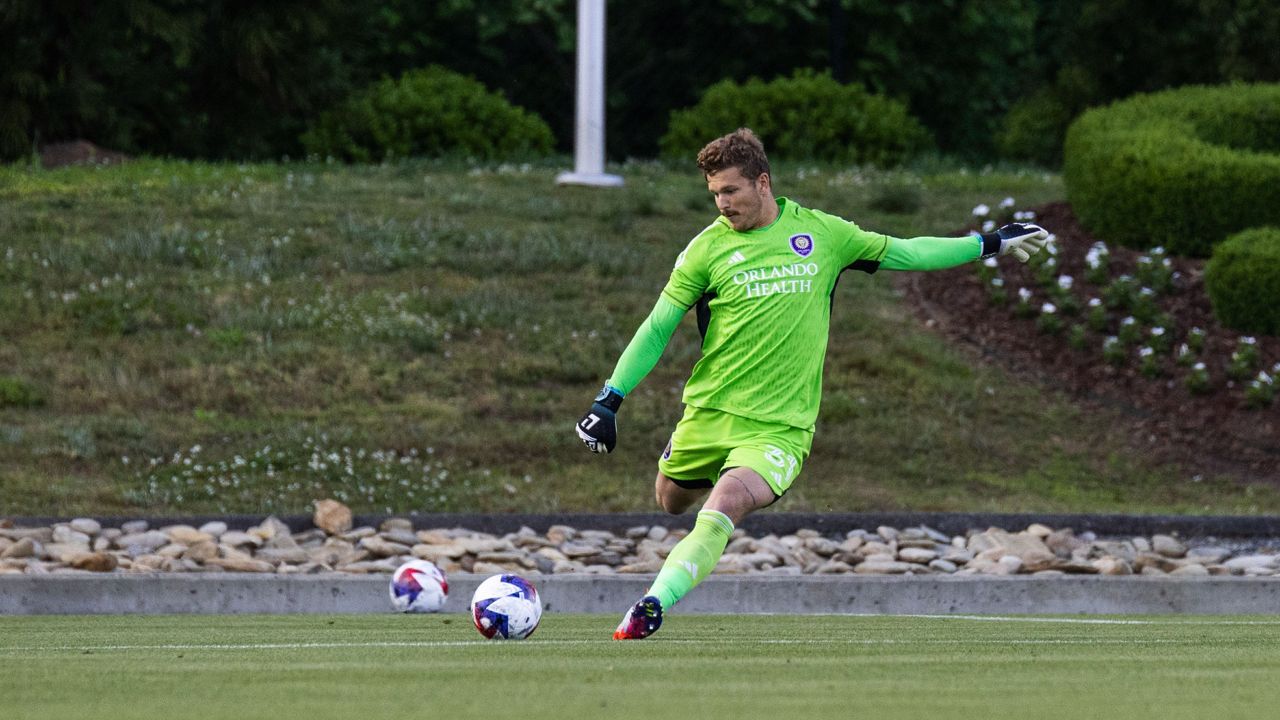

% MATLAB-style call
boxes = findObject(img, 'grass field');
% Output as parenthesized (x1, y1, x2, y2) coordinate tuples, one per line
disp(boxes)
(3, 157, 1278, 517)
(3, 613, 1278, 719)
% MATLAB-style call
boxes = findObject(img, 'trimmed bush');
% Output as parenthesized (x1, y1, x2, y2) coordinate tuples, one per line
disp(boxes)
(301, 66, 554, 162)
(1063, 83, 1280, 257)
(1204, 227, 1280, 335)
(660, 70, 932, 167)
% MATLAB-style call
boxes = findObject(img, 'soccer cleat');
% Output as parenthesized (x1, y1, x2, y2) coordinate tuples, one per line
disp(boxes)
(612, 595, 663, 640)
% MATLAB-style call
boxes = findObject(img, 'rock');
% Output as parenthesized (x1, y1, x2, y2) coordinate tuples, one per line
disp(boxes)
(928, 559, 958, 573)
(1093, 557, 1133, 575)
(115, 531, 170, 555)
(2, 537, 39, 559)
(379, 517, 414, 534)
(967, 529, 1056, 570)
(250, 517, 291, 542)
(546, 525, 576, 544)
(1170, 564, 1210, 577)
(898, 547, 938, 564)
(1026, 523, 1053, 538)
(380, 529, 420, 547)
(358, 536, 411, 558)
(1045, 528, 1084, 557)
(68, 552, 118, 572)
(205, 557, 275, 573)
(1222, 555, 1279, 572)
(69, 518, 102, 535)
(198, 521, 228, 538)
(120, 520, 149, 534)
(313, 500, 353, 535)
(51, 525, 91, 547)
(256, 547, 311, 564)
(219, 531, 264, 548)
(854, 560, 917, 574)
(164, 525, 214, 546)
(183, 540, 219, 563)
(1152, 535, 1186, 558)
(1185, 546, 1231, 564)
(876, 526, 899, 542)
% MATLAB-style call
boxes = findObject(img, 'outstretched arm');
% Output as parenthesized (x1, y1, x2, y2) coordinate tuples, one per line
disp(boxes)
(576, 296, 687, 453)
(880, 223, 1048, 271)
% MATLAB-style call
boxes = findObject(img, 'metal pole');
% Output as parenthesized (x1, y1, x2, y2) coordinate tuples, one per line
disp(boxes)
(556, 0, 624, 187)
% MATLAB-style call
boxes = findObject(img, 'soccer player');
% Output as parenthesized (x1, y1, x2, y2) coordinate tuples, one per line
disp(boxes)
(576, 128, 1048, 640)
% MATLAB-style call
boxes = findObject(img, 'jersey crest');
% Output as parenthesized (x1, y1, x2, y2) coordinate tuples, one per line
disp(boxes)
(789, 233, 814, 257)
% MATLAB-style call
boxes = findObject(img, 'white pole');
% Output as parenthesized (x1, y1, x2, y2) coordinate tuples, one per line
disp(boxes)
(556, 0, 624, 187)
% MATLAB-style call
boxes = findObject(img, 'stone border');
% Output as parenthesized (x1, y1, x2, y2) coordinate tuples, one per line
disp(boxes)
(3, 574, 1279, 616)
(9, 512, 1280, 538)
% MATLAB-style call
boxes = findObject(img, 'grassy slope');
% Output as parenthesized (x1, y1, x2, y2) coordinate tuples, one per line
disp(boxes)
(3, 614, 1278, 720)
(1, 158, 1276, 516)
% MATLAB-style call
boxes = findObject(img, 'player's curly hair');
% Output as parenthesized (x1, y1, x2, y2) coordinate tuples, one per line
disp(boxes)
(697, 128, 770, 181)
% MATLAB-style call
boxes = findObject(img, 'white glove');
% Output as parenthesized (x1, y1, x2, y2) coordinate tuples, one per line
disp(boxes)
(982, 223, 1049, 263)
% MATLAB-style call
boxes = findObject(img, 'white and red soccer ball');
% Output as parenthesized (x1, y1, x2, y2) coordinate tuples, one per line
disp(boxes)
(470, 573, 542, 640)
(388, 560, 449, 613)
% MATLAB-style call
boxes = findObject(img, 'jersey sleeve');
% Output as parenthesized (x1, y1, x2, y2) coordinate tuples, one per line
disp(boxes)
(659, 236, 710, 309)
(826, 214, 892, 274)
(605, 296, 687, 395)
(880, 234, 982, 270)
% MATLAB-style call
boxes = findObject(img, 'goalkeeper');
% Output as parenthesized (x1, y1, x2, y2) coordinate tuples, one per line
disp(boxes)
(575, 128, 1049, 640)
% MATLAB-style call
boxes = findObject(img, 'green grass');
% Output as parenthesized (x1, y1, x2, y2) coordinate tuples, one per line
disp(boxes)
(2, 614, 1278, 719)
(1, 157, 1277, 516)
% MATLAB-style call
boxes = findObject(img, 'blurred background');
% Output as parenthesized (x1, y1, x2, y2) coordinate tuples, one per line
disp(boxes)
(3, 0, 1278, 167)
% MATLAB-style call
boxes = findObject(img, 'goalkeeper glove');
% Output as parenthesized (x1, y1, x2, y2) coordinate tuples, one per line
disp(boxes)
(576, 384, 624, 453)
(979, 223, 1049, 263)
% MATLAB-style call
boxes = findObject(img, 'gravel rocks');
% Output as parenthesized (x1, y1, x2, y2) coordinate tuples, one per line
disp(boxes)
(3, 502, 1279, 578)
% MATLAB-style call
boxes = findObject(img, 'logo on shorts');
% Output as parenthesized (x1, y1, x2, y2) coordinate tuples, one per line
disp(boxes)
(662, 439, 673, 460)
(789, 233, 814, 257)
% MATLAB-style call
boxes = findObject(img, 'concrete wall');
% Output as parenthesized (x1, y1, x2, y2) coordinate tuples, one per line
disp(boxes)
(3, 574, 1279, 616)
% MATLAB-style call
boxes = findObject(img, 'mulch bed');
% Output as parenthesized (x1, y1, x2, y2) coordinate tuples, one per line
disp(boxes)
(898, 201, 1279, 482)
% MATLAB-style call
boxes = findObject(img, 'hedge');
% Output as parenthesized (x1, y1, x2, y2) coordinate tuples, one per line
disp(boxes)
(1204, 227, 1280, 335)
(1062, 83, 1280, 257)
(301, 66, 554, 162)
(659, 70, 932, 167)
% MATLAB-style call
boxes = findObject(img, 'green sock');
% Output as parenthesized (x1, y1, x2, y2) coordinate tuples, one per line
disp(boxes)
(649, 509, 735, 610)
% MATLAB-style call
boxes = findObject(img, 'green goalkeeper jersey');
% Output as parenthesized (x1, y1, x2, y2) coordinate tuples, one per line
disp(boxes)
(660, 197, 891, 429)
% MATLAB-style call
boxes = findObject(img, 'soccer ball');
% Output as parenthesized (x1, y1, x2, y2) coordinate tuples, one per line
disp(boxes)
(389, 559, 448, 613)
(470, 573, 542, 640)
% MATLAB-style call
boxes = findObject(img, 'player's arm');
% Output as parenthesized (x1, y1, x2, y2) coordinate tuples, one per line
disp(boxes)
(879, 223, 1049, 271)
(575, 296, 687, 454)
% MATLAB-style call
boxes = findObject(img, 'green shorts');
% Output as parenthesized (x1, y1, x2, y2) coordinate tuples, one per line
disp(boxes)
(657, 404, 814, 497)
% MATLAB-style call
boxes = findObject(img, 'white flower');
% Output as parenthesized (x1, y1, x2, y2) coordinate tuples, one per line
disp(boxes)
(1257, 371, 1274, 385)
(991, 277, 1005, 287)
(1151, 327, 1165, 337)
(1177, 343, 1191, 356)
(1139, 346, 1154, 358)
(1241, 336, 1257, 345)
(1121, 316, 1136, 326)
(982, 220, 996, 233)
(1041, 302, 1057, 314)
(972, 204, 990, 217)
(1088, 297, 1102, 308)
(1057, 275, 1074, 290)
(983, 257, 999, 268)
(1194, 362, 1206, 371)
(1018, 287, 1033, 302)
(1000, 197, 1015, 209)
(1104, 336, 1120, 348)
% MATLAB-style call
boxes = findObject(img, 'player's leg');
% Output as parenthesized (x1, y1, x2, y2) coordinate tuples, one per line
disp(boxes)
(615, 414, 811, 639)
(654, 471, 708, 515)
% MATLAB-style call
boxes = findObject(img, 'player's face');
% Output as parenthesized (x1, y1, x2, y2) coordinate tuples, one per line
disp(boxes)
(706, 167, 773, 232)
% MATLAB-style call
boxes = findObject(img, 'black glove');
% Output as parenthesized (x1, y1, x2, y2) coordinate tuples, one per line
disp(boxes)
(979, 222, 1049, 262)
(576, 385, 624, 453)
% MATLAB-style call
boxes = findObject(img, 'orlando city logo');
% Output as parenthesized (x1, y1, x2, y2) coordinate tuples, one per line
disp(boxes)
(789, 233, 814, 258)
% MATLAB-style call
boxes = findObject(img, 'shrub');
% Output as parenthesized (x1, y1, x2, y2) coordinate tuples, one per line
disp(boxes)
(301, 66, 555, 162)
(1063, 83, 1280, 257)
(1204, 228, 1280, 335)
(660, 70, 932, 166)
